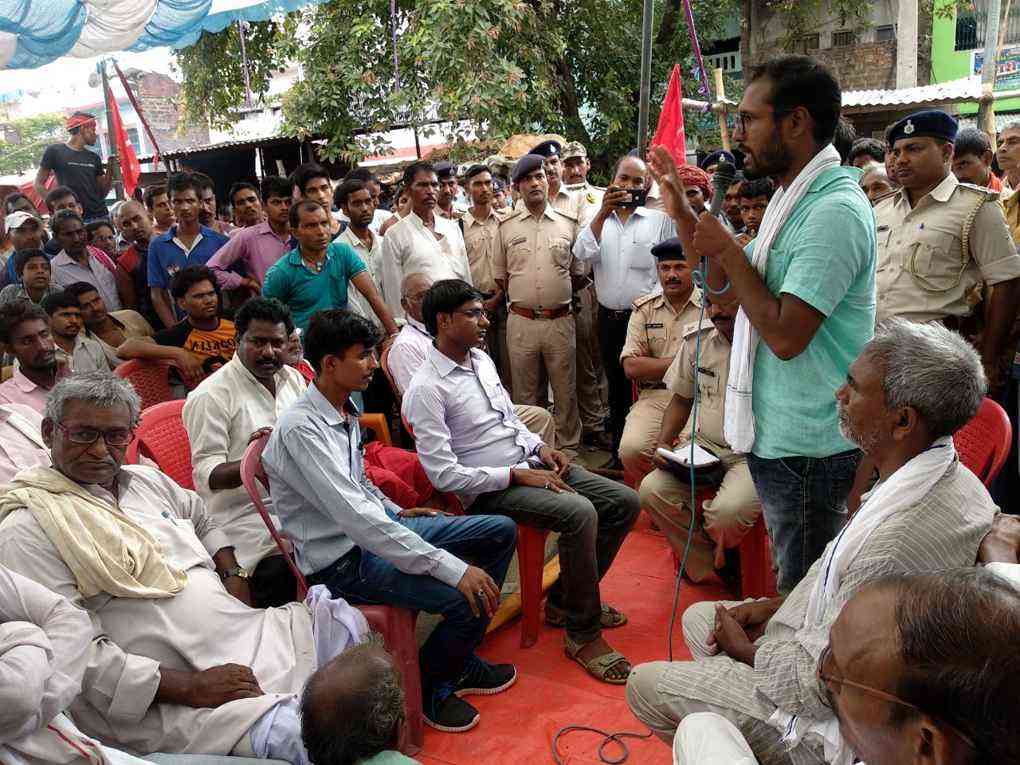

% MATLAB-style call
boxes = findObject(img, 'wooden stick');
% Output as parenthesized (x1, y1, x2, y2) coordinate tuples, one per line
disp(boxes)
(714, 68, 731, 151)
(486, 556, 561, 634)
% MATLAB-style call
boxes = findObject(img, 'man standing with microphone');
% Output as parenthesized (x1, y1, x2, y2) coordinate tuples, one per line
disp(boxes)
(649, 55, 876, 594)
(573, 154, 678, 461)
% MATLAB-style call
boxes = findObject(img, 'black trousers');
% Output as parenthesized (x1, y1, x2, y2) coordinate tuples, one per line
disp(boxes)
(597, 306, 633, 455)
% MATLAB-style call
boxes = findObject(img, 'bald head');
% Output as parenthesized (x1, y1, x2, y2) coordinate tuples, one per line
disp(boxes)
(401, 272, 433, 322)
(613, 155, 649, 186)
(115, 199, 153, 246)
(301, 639, 404, 765)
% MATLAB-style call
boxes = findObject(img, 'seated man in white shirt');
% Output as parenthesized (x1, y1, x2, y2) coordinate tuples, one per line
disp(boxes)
(0, 562, 155, 764)
(403, 279, 641, 685)
(0, 371, 364, 763)
(388, 271, 555, 445)
(0, 403, 48, 483)
(183, 297, 308, 608)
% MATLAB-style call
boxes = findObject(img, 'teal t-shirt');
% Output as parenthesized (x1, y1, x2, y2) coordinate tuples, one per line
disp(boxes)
(262, 241, 368, 330)
(746, 166, 876, 459)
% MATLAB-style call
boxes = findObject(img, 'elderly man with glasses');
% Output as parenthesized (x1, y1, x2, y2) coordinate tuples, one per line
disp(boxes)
(0, 371, 370, 763)
(627, 319, 998, 765)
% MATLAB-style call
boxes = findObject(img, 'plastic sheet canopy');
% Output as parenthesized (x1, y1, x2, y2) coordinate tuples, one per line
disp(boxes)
(0, 0, 326, 69)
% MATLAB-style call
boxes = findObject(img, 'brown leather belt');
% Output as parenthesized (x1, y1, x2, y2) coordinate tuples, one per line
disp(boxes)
(509, 304, 571, 320)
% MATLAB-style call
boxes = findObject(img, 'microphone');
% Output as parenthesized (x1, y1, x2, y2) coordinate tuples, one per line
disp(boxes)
(708, 160, 737, 218)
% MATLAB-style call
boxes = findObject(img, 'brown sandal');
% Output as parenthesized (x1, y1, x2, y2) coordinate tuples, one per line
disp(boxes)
(545, 602, 628, 629)
(564, 636, 632, 684)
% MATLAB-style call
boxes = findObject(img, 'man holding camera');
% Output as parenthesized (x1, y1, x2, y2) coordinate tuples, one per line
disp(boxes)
(573, 155, 676, 459)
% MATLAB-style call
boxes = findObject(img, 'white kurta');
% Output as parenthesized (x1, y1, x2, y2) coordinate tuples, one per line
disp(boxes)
(0, 465, 317, 757)
(183, 357, 307, 572)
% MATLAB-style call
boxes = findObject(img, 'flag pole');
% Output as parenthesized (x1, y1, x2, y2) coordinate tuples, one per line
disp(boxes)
(99, 59, 125, 202)
(637, 0, 655, 155)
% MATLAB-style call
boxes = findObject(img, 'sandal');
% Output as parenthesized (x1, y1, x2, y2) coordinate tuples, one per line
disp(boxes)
(545, 601, 628, 629)
(564, 636, 632, 684)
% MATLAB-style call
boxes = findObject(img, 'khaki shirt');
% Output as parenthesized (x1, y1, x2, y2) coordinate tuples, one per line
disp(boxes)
(565, 183, 605, 228)
(1003, 185, 1020, 245)
(874, 172, 1020, 323)
(619, 289, 703, 376)
(493, 205, 580, 309)
(462, 208, 503, 294)
(663, 320, 731, 453)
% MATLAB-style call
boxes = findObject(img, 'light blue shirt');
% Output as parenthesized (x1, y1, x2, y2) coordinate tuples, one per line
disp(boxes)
(572, 207, 677, 310)
(402, 345, 546, 506)
(262, 382, 467, 585)
(748, 166, 876, 460)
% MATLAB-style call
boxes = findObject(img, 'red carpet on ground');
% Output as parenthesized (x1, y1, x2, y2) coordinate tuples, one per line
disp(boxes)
(417, 514, 730, 765)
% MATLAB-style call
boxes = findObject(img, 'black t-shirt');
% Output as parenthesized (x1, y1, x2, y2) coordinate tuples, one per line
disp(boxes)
(40, 143, 107, 219)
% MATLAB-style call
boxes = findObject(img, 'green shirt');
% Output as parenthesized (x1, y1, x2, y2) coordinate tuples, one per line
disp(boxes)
(262, 241, 368, 330)
(746, 166, 876, 459)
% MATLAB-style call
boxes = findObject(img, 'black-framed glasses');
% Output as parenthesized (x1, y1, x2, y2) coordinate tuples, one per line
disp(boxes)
(816, 645, 976, 751)
(56, 422, 134, 447)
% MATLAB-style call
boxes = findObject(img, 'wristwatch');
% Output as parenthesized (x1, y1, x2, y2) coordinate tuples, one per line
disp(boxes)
(218, 565, 247, 582)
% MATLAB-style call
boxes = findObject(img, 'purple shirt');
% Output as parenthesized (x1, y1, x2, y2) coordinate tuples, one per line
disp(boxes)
(0, 369, 51, 414)
(206, 221, 291, 289)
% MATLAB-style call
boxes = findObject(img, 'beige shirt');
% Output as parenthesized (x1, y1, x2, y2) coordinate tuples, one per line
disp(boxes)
(337, 226, 386, 327)
(380, 211, 471, 321)
(54, 333, 117, 374)
(619, 289, 703, 368)
(182, 356, 307, 571)
(493, 205, 581, 309)
(0, 465, 316, 756)
(664, 321, 732, 455)
(874, 172, 1020, 323)
(462, 208, 503, 294)
(93, 310, 154, 359)
(564, 183, 605, 228)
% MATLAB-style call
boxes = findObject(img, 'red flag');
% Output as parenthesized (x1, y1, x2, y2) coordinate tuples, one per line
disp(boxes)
(106, 84, 141, 198)
(651, 64, 686, 165)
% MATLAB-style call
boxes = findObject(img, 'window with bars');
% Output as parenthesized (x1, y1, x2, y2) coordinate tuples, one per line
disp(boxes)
(795, 33, 820, 53)
(875, 25, 895, 42)
(832, 29, 857, 47)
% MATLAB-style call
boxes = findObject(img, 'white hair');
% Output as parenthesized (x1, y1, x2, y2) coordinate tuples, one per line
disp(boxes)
(44, 371, 141, 425)
(864, 318, 985, 439)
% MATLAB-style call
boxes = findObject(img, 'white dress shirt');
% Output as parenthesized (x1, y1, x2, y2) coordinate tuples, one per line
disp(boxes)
(387, 316, 433, 394)
(380, 211, 471, 321)
(337, 226, 386, 327)
(572, 207, 676, 310)
(0, 405, 48, 484)
(182, 356, 307, 571)
(402, 345, 545, 506)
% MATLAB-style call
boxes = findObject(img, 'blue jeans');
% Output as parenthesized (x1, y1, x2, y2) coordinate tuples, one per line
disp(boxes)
(746, 449, 860, 594)
(307, 512, 517, 693)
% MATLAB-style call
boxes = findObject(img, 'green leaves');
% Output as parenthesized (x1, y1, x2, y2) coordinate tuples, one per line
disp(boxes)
(0, 112, 64, 175)
(173, 0, 740, 175)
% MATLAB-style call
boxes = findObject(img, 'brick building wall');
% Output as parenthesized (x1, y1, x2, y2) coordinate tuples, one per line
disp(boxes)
(800, 40, 898, 91)
(125, 71, 208, 154)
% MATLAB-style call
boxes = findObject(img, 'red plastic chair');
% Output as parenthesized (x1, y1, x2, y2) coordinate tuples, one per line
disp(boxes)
(739, 517, 779, 599)
(954, 396, 1013, 488)
(240, 433, 424, 755)
(124, 400, 195, 490)
(113, 359, 176, 411)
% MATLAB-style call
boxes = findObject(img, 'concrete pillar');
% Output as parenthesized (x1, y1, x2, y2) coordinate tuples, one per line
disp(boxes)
(896, 0, 919, 89)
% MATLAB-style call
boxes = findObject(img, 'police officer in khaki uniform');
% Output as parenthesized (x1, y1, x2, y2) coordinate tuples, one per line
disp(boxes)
(524, 140, 611, 450)
(618, 238, 703, 488)
(638, 296, 761, 583)
(562, 141, 605, 228)
(461, 163, 512, 389)
(876, 109, 1020, 388)
(494, 153, 585, 456)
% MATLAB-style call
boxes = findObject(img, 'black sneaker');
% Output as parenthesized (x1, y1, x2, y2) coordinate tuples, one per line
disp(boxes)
(424, 685, 480, 733)
(454, 655, 518, 697)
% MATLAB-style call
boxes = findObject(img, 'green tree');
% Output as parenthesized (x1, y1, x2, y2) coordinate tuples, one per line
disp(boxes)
(175, 0, 740, 173)
(0, 113, 64, 175)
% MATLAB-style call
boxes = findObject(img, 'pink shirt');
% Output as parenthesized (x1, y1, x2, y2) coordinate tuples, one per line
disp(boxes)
(206, 221, 291, 289)
(0, 404, 49, 483)
(0, 369, 51, 414)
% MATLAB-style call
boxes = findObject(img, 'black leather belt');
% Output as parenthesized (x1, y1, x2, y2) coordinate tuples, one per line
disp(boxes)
(599, 307, 632, 321)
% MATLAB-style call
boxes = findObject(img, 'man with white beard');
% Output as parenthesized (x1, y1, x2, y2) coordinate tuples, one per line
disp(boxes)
(626, 319, 998, 765)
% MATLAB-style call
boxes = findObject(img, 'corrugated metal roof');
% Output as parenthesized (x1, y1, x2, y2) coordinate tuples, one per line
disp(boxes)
(842, 76, 982, 109)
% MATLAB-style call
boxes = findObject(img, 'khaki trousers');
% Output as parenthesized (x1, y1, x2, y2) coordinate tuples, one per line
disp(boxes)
(574, 285, 609, 434)
(514, 404, 556, 447)
(619, 389, 672, 487)
(637, 454, 761, 582)
(507, 311, 581, 455)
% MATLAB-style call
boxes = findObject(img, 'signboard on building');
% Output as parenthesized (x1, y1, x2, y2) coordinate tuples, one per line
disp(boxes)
(974, 46, 1020, 90)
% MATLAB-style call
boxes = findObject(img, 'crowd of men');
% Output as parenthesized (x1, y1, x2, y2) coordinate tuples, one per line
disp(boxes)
(0, 52, 1019, 765)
